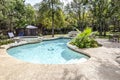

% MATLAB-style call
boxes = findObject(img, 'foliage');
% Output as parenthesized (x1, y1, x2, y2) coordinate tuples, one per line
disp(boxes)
(0, 34, 8, 40)
(65, 0, 90, 31)
(0, 34, 13, 46)
(0, 0, 120, 37)
(70, 27, 99, 48)
(65, 0, 120, 36)
(35, 0, 65, 29)
(38, 33, 43, 37)
(89, 0, 118, 36)
(0, 0, 36, 30)
(0, 39, 14, 46)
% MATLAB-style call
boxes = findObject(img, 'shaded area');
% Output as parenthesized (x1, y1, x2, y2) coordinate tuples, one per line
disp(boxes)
(96, 39, 120, 48)
(97, 62, 120, 80)
(62, 68, 89, 80)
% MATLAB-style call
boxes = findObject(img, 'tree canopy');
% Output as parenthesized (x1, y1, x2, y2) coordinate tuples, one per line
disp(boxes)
(0, 0, 120, 36)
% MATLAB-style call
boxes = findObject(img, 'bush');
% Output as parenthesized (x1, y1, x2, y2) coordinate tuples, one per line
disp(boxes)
(0, 35, 8, 40)
(0, 39, 14, 46)
(38, 34, 43, 37)
(70, 27, 99, 48)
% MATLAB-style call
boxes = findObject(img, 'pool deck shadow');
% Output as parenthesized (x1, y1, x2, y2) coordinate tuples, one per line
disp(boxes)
(0, 38, 120, 80)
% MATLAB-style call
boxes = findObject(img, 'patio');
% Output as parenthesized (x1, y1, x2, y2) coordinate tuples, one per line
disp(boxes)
(0, 38, 120, 80)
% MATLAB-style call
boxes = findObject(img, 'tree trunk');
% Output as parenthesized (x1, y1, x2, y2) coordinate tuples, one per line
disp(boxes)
(78, 4, 81, 31)
(52, 0, 54, 37)
(103, 22, 107, 36)
(118, 21, 120, 32)
(78, 12, 81, 31)
(82, 7, 85, 31)
(113, 17, 116, 32)
(99, 19, 103, 36)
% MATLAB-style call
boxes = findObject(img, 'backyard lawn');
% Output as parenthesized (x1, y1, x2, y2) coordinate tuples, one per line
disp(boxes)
(0, 0, 120, 80)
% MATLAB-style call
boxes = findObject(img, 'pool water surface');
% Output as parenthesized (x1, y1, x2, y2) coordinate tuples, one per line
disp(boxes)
(7, 38, 88, 64)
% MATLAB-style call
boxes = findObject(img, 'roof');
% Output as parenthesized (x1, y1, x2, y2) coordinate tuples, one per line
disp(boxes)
(26, 25, 38, 29)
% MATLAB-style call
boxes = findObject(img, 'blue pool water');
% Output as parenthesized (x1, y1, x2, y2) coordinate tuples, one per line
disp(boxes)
(7, 38, 88, 64)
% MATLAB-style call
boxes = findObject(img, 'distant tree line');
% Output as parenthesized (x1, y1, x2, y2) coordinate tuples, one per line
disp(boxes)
(0, 0, 120, 36)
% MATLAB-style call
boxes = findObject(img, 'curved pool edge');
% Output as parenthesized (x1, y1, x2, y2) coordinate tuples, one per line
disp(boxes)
(6, 36, 89, 64)
(67, 42, 91, 59)
(0, 38, 120, 80)
(43, 36, 72, 41)
(7, 36, 72, 50)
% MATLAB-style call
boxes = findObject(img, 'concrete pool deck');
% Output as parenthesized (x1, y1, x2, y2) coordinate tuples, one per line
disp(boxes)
(0, 38, 120, 80)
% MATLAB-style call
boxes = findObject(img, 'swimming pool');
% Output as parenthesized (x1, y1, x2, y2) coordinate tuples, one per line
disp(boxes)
(7, 38, 88, 64)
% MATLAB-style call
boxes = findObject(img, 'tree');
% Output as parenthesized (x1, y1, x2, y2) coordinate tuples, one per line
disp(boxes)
(65, 0, 89, 31)
(90, 0, 118, 36)
(0, 0, 36, 31)
(36, 0, 65, 37)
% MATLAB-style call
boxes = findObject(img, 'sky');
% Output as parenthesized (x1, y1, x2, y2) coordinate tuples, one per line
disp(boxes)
(25, 0, 72, 6)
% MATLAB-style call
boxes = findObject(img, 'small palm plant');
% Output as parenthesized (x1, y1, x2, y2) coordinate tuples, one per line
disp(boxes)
(70, 27, 99, 48)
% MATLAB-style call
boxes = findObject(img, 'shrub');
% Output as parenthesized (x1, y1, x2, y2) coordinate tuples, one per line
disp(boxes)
(0, 35, 8, 40)
(0, 39, 14, 46)
(70, 27, 99, 48)
(38, 34, 43, 37)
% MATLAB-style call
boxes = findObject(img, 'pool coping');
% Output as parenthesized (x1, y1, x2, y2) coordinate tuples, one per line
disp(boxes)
(1, 36, 120, 80)
(67, 42, 91, 58)
(6, 36, 89, 64)
(7, 36, 71, 49)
